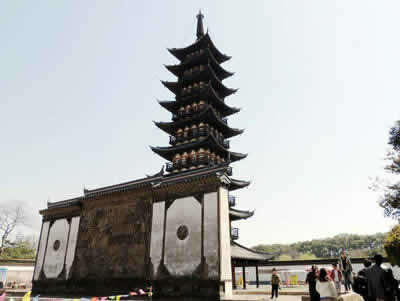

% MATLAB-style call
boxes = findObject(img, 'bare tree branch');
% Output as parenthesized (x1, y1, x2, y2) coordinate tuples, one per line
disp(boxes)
(0, 203, 26, 255)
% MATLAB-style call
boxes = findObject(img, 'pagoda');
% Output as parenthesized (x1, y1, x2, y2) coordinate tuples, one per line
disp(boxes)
(32, 12, 273, 300)
(151, 11, 247, 174)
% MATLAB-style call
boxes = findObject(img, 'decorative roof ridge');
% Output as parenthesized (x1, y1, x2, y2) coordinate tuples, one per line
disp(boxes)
(84, 174, 161, 196)
(47, 197, 82, 209)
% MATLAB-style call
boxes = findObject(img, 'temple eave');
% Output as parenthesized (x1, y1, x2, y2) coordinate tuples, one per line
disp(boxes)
(231, 241, 274, 261)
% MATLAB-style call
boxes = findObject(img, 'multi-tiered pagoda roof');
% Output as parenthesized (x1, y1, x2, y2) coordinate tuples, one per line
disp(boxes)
(151, 11, 247, 175)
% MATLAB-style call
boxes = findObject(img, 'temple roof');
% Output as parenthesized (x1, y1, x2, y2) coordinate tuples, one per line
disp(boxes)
(168, 33, 231, 64)
(154, 105, 244, 138)
(43, 166, 249, 207)
(150, 134, 247, 162)
(165, 48, 233, 80)
(231, 241, 274, 261)
(229, 207, 254, 221)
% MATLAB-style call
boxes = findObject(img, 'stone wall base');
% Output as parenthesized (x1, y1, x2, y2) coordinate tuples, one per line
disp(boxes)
(32, 279, 150, 297)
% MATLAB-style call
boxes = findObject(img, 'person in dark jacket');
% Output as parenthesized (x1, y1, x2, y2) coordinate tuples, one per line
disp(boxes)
(366, 254, 386, 301)
(353, 259, 371, 300)
(384, 269, 399, 301)
(306, 265, 320, 301)
(270, 268, 281, 299)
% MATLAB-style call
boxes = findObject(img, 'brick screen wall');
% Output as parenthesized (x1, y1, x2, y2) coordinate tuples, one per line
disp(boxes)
(72, 191, 152, 280)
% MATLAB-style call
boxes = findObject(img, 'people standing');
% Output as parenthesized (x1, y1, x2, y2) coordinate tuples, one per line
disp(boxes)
(366, 254, 386, 301)
(316, 268, 338, 300)
(339, 251, 353, 292)
(270, 268, 281, 299)
(306, 265, 321, 301)
(329, 263, 343, 295)
(353, 259, 371, 300)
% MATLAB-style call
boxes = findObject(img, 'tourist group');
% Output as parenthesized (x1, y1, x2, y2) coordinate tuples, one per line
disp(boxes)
(270, 252, 399, 300)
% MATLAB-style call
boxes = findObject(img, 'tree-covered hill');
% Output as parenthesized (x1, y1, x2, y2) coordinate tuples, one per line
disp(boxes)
(252, 233, 387, 260)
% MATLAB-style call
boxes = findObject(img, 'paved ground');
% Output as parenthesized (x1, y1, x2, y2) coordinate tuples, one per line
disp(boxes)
(232, 295, 301, 301)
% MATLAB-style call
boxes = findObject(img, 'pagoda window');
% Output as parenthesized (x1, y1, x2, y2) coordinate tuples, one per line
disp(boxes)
(185, 105, 191, 115)
(192, 102, 198, 112)
(210, 152, 216, 164)
(183, 126, 190, 140)
(199, 100, 206, 110)
(191, 124, 198, 139)
(189, 150, 197, 165)
(198, 122, 206, 136)
(181, 152, 188, 166)
(178, 106, 185, 117)
(173, 154, 180, 164)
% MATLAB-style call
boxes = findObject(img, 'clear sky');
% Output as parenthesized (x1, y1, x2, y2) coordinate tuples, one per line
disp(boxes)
(1, 1, 400, 246)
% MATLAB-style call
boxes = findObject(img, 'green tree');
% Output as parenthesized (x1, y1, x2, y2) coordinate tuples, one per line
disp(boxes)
(296, 252, 317, 260)
(384, 225, 400, 266)
(277, 254, 292, 261)
(0, 235, 36, 259)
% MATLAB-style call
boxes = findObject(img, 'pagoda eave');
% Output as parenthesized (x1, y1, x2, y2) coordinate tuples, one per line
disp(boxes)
(229, 178, 251, 190)
(229, 208, 254, 221)
(154, 107, 244, 139)
(165, 48, 234, 80)
(158, 100, 241, 118)
(150, 135, 246, 163)
(167, 33, 230, 64)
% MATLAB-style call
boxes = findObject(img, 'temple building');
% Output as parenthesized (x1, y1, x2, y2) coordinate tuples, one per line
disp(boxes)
(32, 12, 272, 300)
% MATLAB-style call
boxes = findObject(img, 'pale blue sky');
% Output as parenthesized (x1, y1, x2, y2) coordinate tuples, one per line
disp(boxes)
(1, 1, 400, 246)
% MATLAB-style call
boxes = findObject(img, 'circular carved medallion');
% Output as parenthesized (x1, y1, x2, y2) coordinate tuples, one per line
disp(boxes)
(53, 240, 61, 251)
(177, 225, 189, 240)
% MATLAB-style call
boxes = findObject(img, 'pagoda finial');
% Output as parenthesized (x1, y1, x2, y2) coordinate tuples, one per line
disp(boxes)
(196, 10, 204, 40)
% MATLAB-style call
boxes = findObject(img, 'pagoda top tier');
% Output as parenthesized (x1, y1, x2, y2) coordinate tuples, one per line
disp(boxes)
(168, 33, 231, 64)
(168, 12, 231, 64)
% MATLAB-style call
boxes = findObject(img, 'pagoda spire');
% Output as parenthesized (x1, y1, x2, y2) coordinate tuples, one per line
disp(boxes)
(196, 10, 204, 40)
